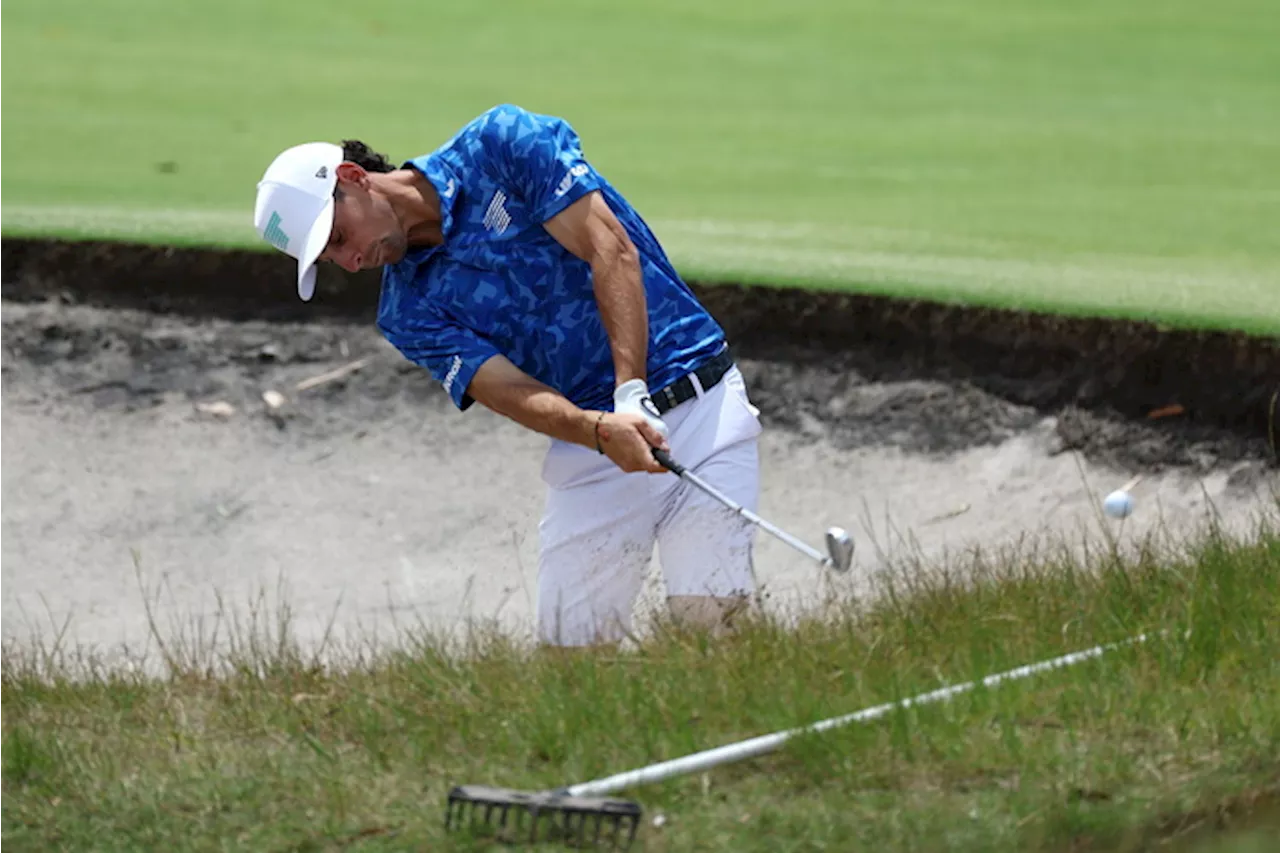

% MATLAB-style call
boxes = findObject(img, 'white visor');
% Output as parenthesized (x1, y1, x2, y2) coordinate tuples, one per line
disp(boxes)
(253, 142, 344, 301)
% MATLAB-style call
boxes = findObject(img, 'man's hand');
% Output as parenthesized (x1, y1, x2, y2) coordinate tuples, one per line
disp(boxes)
(596, 411, 669, 474)
(613, 378, 669, 438)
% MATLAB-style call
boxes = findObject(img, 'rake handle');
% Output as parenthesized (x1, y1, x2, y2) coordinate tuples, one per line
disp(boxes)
(566, 633, 1153, 799)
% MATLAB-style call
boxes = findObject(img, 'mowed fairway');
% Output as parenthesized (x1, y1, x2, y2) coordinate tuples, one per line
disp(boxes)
(3, 0, 1279, 333)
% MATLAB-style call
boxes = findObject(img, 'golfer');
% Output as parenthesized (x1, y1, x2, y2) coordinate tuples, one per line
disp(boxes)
(253, 103, 764, 647)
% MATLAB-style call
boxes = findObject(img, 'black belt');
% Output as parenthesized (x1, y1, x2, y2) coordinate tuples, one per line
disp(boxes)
(650, 348, 735, 415)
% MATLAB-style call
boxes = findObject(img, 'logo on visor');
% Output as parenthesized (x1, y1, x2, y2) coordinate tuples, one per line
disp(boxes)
(315, 166, 329, 179)
(262, 211, 290, 252)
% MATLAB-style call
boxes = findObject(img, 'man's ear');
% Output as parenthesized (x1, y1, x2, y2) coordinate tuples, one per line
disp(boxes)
(334, 161, 369, 188)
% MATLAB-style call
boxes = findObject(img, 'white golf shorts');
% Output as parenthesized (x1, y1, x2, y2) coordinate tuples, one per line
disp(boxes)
(536, 364, 763, 646)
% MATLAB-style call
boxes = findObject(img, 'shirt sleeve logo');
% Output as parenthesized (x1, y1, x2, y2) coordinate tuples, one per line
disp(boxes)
(554, 163, 591, 199)
(442, 354, 464, 394)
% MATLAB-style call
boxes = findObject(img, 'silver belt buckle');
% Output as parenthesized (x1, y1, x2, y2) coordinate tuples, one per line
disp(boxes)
(660, 384, 679, 412)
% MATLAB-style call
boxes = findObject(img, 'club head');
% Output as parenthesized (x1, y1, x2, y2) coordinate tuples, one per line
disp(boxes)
(824, 527, 854, 572)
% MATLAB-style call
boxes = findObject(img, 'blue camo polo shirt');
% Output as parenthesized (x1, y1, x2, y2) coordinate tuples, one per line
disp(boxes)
(375, 103, 727, 413)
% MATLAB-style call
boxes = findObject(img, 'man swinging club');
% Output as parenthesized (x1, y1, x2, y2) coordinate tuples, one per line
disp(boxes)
(253, 103, 764, 647)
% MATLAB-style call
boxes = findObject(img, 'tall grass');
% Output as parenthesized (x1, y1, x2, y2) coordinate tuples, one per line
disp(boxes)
(3, 504, 1278, 851)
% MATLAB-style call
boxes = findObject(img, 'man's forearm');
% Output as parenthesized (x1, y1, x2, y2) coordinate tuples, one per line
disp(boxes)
(475, 374, 598, 449)
(590, 242, 649, 387)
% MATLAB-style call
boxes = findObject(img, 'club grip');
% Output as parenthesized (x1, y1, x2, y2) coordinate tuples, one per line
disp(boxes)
(651, 447, 685, 475)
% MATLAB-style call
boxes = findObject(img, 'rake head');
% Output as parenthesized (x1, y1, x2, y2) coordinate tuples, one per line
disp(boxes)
(446, 785, 642, 849)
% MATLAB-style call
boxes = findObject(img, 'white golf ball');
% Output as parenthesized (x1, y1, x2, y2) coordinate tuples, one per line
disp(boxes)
(1103, 490, 1134, 519)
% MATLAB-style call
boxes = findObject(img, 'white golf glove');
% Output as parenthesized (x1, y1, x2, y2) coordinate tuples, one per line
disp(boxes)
(613, 378, 669, 438)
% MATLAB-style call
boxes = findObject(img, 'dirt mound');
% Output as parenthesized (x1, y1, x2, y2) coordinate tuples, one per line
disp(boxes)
(4, 237, 1276, 472)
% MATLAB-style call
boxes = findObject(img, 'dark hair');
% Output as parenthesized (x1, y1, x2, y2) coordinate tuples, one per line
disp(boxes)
(341, 139, 396, 173)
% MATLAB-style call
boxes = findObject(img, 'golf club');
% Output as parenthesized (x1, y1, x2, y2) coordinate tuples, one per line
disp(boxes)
(651, 448, 854, 573)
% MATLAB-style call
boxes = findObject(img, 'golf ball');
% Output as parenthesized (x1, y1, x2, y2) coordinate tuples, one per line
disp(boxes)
(1103, 490, 1134, 519)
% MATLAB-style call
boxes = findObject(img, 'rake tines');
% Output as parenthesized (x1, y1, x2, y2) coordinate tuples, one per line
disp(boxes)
(446, 785, 642, 849)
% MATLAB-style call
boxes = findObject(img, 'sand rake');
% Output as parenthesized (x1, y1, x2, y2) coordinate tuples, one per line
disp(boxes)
(445, 785, 642, 848)
(444, 631, 1153, 848)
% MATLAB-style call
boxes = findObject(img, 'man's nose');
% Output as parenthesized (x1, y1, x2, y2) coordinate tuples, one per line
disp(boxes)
(338, 248, 362, 273)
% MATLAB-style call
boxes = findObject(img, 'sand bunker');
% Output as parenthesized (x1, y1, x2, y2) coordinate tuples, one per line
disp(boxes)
(3, 297, 1274, 660)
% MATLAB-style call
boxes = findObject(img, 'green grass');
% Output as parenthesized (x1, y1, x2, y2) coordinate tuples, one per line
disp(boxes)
(4, 506, 1279, 851)
(3, 0, 1279, 334)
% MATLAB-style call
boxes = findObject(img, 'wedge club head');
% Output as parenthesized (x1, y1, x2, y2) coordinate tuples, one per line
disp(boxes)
(824, 527, 854, 572)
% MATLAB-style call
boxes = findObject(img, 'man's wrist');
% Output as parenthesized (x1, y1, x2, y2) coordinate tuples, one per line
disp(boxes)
(593, 410, 607, 454)
(580, 408, 605, 452)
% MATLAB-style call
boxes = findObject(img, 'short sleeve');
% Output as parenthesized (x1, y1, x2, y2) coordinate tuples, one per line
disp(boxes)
(379, 310, 499, 411)
(478, 104, 606, 224)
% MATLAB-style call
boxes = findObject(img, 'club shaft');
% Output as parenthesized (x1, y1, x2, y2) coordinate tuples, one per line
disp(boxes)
(669, 464, 830, 566)
(566, 633, 1151, 799)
